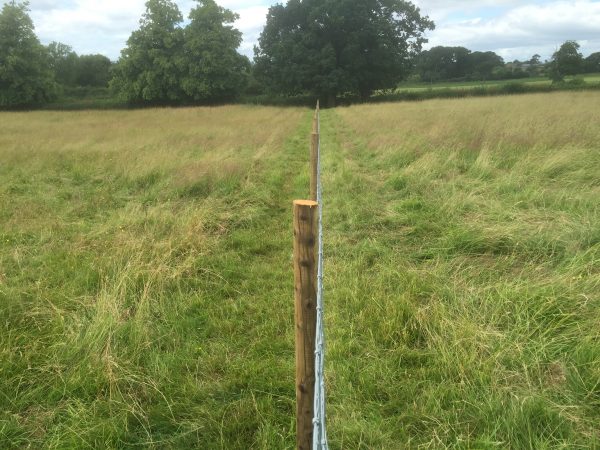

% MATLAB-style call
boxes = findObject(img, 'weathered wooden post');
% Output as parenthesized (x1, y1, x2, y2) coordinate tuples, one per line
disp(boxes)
(293, 199, 318, 450)
(310, 132, 319, 202)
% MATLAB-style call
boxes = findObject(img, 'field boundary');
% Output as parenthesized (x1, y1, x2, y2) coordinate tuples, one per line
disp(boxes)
(293, 103, 328, 450)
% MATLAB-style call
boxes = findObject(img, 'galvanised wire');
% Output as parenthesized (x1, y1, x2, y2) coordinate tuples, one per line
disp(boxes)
(312, 108, 329, 450)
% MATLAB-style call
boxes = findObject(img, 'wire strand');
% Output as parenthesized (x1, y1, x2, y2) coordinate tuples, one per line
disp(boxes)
(312, 107, 328, 450)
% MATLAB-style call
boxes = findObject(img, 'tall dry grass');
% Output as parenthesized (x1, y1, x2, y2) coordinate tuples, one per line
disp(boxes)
(0, 105, 308, 448)
(323, 92, 600, 448)
(1, 93, 599, 448)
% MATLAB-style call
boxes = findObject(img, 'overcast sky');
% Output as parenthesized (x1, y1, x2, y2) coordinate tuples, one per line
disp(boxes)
(22, 0, 600, 62)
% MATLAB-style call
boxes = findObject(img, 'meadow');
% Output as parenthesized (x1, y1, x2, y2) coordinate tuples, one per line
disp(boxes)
(395, 73, 600, 92)
(1, 92, 599, 448)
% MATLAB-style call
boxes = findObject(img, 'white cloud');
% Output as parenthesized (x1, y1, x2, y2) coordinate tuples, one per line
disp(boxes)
(28, 0, 271, 59)
(21, 0, 600, 62)
(423, 0, 600, 60)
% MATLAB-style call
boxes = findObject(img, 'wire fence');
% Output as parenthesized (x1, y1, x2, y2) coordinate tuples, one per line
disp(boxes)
(312, 106, 329, 450)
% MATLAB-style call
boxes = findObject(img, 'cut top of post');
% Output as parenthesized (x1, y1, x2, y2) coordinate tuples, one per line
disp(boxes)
(294, 200, 318, 207)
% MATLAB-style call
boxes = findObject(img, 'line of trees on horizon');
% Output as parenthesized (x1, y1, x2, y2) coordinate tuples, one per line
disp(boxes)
(1, 0, 600, 108)
(413, 42, 600, 84)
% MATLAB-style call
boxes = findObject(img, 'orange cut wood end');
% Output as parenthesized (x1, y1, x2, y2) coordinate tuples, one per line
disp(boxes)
(294, 200, 318, 207)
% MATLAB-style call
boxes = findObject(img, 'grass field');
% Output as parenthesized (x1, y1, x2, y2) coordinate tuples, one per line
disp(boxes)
(395, 73, 600, 92)
(1, 92, 599, 448)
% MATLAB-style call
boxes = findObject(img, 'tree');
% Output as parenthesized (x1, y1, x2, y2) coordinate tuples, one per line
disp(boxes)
(548, 40, 584, 82)
(254, 0, 434, 104)
(181, 0, 249, 102)
(529, 54, 541, 65)
(47, 41, 79, 86)
(585, 52, 600, 73)
(48, 43, 113, 88)
(110, 0, 185, 103)
(466, 51, 504, 81)
(526, 54, 543, 76)
(416, 46, 471, 82)
(0, 1, 57, 107)
(76, 54, 112, 87)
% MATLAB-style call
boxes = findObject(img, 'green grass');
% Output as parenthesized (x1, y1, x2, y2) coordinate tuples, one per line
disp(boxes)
(395, 73, 600, 92)
(1, 92, 599, 448)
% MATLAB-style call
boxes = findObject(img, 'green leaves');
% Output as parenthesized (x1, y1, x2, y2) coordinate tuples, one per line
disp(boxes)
(549, 40, 585, 83)
(0, 1, 58, 107)
(181, 0, 249, 102)
(110, 0, 248, 105)
(416, 47, 505, 82)
(254, 0, 434, 102)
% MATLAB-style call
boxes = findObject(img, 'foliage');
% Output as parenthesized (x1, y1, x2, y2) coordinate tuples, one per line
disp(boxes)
(468, 51, 504, 80)
(549, 40, 584, 82)
(586, 52, 600, 73)
(111, 0, 247, 104)
(75, 54, 112, 87)
(47, 43, 112, 87)
(254, 0, 434, 104)
(181, 0, 250, 102)
(0, 1, 57, 107)
(110, 0, 185, 103)
(417, 46, 471, 82)
(416, 46, 505, 82)
(47, 41, 79, 86)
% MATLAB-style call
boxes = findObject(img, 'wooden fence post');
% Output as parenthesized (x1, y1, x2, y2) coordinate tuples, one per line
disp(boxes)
(293, 199, 318, 450)
(310, 133, 319, 202)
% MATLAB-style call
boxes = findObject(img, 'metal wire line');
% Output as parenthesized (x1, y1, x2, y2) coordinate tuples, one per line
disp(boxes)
(312, 108, 328, 450)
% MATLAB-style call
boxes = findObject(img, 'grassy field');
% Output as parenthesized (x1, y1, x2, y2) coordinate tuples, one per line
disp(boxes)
(395, 73, 600, 92)
(1, 92, 599, 448)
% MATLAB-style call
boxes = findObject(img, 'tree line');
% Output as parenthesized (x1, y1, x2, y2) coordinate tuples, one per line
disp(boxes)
(415, 41, 599, 83)
(1, 0, 599, 108)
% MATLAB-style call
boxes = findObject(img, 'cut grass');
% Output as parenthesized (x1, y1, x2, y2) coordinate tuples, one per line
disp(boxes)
(395, 73, 600, 92)
(1, 92, 599, 448)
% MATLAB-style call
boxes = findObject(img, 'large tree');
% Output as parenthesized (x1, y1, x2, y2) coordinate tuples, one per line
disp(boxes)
(181, 0, 249, 102)
(416, 46, 471, 82)
(76, 54, 112, 87)
(467, 51, 504, 80)
(416, 47, 504, 82)
(548, 40, 584, 82)
(47, 43, 112, 88)
(47, 41, 79, 86)
(110, 0, 185, 103)
(0, 1, 57, 107)
(585, 52, 600, 73)
(111, 0, 247, 104)
(254, 0, 434, 104)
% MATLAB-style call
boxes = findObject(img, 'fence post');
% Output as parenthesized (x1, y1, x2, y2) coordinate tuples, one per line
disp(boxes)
(293, 199, 318, 450)
(310, 132, 319, 202)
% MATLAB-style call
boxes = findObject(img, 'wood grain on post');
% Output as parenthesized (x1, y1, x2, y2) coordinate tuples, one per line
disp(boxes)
(310, 132, 319, 202)
(293, 200, 318, 450)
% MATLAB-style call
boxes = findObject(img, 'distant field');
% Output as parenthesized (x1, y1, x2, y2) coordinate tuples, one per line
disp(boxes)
(396, 73, 600, 92)
(1, 93, 599, 448)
